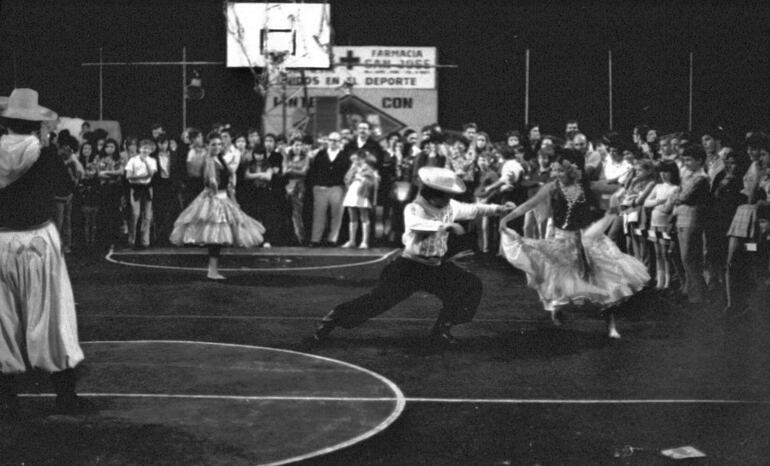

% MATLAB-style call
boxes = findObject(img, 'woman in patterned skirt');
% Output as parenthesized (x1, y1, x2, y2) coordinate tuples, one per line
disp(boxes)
(499, 156, 650, 338)
(170, 132, 265, 280)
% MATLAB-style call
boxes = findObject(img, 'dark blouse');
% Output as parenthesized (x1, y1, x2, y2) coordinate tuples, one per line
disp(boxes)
(0, 145, 72, 229)
(710, 172, 747, 228)
(214, 153, 230, 189)
(550, 182, 593, 231)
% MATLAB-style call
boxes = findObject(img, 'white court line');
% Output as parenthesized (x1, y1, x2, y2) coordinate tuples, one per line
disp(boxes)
(111, 247, 392, 257)
(19, 393, 770, 405)
(76, 340, 405, 466)
(82, 314, 549, 324)
(81, 314, 666, 326)
(104, 247, 400, 272)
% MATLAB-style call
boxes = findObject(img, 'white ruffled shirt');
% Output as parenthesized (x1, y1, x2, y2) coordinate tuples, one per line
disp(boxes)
(402, 196, 499, 265)
(0, 134, 40, 189)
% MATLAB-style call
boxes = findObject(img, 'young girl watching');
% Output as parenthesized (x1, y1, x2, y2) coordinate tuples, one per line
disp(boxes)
(643, 160, 680, 289)
(341, 149, 379, 249)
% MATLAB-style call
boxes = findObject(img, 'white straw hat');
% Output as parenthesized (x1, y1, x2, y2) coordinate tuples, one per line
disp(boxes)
(418, 166, 466, 194)
(0, 88, 58, 121)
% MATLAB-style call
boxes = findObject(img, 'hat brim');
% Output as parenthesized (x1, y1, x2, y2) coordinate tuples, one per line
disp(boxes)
(1, 105, 58, 121)
(421, 178, 466, 194)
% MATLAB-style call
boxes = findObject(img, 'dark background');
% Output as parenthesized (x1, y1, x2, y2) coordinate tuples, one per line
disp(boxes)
(2, 0, 770, 142)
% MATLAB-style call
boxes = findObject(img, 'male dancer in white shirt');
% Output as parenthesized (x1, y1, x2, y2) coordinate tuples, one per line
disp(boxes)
(313, 167, 515, 345)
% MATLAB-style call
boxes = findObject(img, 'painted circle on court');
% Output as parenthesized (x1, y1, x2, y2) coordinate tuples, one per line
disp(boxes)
(76, 341, 405, 466)
(105, 248, 399, 272)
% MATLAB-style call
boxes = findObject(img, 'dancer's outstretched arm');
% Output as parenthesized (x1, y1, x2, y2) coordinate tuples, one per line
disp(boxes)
(499, 182, 554, 235)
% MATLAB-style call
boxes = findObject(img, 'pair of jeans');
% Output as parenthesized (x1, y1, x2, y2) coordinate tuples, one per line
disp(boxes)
(129, 186, 153, 247)
(677, 226, 706, 303)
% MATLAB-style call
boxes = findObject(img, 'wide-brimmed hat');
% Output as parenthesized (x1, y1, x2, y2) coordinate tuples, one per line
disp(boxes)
(418, 166, 466, 194)
(0, 88, 58, 121)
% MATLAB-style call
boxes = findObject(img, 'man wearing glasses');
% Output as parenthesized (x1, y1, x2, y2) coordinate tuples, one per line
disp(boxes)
(307, 132, 350, 247)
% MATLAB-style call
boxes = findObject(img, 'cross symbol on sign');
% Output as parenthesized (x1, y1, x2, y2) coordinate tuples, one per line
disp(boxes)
(339, 50, 360, 69)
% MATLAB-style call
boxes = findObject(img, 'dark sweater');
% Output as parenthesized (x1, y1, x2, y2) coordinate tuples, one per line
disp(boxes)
(308, 149, 351, 187)
(0, 145, 72, 229)
(345, 138, 386, 170)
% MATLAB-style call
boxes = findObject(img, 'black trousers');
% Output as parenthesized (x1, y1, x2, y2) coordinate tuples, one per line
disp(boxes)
(331, 256, 483, 329)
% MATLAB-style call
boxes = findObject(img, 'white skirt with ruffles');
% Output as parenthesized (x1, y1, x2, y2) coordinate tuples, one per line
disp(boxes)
(170, 190, 265, 247)
(500, 216, 650, 313)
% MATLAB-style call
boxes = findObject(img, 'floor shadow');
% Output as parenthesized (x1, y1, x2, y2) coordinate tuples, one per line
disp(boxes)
(299, 326, 615, 360)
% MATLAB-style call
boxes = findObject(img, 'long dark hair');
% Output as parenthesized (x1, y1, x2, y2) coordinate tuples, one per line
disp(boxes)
(657, 160, 681, 185)
(79, 140, 97, 166)
(102, 138, 121, 161)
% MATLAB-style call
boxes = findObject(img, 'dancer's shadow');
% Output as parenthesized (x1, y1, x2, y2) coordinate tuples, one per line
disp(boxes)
(468, 327, 615, 361)
(197, 274, 378, 288)
(295, 326, 614, 359)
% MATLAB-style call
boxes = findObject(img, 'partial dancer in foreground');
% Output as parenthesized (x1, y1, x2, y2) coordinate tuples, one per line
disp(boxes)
(313, 167, 515, 345)
(499, 156, 650, 338)
(0, 89, 90, 418)
(170, 132, 265, 280)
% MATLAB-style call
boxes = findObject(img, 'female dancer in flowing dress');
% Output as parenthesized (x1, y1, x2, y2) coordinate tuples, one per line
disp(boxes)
(170, 132, 265, 280)
(499, 157, 650, 338)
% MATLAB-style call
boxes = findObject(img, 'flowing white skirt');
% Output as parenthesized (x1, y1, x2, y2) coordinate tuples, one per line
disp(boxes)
(170, 190, 265, 247)
(500, 216, 650, 313)
(0, 221, 84, 373)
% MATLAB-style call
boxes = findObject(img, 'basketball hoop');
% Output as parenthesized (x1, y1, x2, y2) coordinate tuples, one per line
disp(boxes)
(264, 49, 291, 88)
(267, 49, 290, 66)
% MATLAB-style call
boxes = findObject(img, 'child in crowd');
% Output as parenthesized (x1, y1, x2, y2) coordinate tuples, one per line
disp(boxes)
(78, 141, 100, 248)
(670, 143, 711, 304)
(341, 149, 379, 249)
(616, 158, 656, 262)
(643, 160, 680, 289)
(96, 138, 125, 248)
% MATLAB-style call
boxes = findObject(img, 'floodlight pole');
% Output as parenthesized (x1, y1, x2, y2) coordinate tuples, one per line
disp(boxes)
(281, 71, 288, 138)
(608, 50, 613, 131)
(99, 47, 104, 120)
(524, 48, 530, 126)
(688, 52, 693, 132)
(12, 52, 18, 88)
(182, 47, 187, 131)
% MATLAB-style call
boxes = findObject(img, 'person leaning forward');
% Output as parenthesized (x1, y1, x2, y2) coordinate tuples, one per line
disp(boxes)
(313, 167, 515, 345)
(0, 88, 92, 419)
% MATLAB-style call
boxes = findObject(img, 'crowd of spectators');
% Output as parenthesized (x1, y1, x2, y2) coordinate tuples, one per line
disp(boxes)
(3, 117, 768, 315)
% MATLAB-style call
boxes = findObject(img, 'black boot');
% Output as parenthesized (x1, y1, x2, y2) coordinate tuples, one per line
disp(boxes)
(313, 310, 339, 342)
(0, 374, 20, 421)
(430, 319, 460, 346)
(50, 369, 93, 415)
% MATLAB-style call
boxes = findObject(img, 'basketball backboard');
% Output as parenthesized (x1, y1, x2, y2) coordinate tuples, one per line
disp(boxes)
(226, 2, 331, 69)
